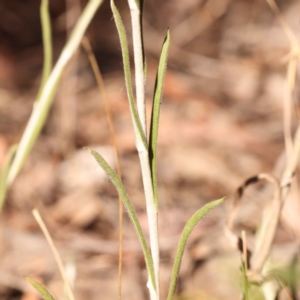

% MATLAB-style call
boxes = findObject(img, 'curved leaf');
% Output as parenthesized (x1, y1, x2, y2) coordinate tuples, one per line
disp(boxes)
(86, 147, 156, 290)
(167, 198, 225, 300)
(26, 277, 56, 300)
(149, 30, 170, 209)
(111, 0, 147, 149)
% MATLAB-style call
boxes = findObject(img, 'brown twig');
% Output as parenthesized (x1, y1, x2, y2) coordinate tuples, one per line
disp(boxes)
(226, 173, 281, 278)
(241, 230, 248, 272)
(81, 36, 123, 300)
(32, 209, 75, 300)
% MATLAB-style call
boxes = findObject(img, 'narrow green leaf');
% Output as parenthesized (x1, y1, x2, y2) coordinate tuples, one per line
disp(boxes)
(85, 147, 156, 290)
(111, 0, 147, 149)
(0, 144, 18, 212)
(167, 198, 224, 300)
(0, 0, 52, 208)
(26, 277, 56, 300)
(149, 30, 170, 209)
(7, 0, 103, 186)
(37, 0, 53, 100)
(139, 0, 146, 75)
(241, 261, 250, 300)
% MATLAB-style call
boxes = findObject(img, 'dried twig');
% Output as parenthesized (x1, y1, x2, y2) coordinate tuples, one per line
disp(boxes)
(81, 37, 123, 300)
(32, 209, 75, 300)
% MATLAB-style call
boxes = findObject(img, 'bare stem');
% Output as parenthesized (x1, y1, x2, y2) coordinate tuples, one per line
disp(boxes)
(138, 150, 159, 299)
(128, 0, 147, 136)
(127, 0, 160, 298)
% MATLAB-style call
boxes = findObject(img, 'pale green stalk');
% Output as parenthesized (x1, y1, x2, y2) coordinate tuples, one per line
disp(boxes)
(137, 144, 159, 300)
(128, 0, 165, 300)
(127, 1, 161, 298)
(167, 198, 224, 300)
(111, 2, 159, 298)
(7, 0, 103, 186)
(110, 0, 146, 149)
(109, 3, 223, 300)
(128, 0, 147, 136)
(0, 144, 18, 211)
(37, 0, 52, 99)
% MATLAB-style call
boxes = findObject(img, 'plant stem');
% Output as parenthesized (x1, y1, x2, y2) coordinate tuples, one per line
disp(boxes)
(128, 0, 147, 136)
(127, 0, 160, 298)
(6, 0, 103, 186)
(138, 150, 159, 299)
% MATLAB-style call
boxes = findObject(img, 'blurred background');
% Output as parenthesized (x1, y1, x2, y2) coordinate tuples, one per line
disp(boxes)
(0, 0, 300, 299)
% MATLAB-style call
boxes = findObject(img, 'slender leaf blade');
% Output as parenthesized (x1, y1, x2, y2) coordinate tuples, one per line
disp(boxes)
(149, 30, 170, 209)
(139, 0, 146, 75)
(0, 144, 18, 211)
(7, 0, 103, 187)
(26, 277, 56, 300)
(86, 147, 156, 290)
(111, 0, 147, 148)
(37, 0, 53, 100)
(167, 198, 224, 300)
(241, 261, 250, 300)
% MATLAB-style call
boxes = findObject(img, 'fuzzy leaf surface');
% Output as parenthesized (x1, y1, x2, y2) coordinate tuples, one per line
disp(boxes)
(111, 0, 147, 149)
(149, 30, 170, 209)
(26, 277, 56, 300)
(86, 147, 156, 290)
(167, 198, 224, 300)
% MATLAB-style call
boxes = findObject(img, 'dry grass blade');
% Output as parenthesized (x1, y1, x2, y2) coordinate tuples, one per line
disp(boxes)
(265, 0, 298, 46)
(32, 209, 75, 300)
(265, 0, 300, 156)
(241, 230, 248, 272)
(226, 173, 281, 278)
(81, 36, 123, 300)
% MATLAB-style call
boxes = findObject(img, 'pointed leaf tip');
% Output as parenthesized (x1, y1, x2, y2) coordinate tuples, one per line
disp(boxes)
(167, 197, 224, 300)
(26, 277, 56, 300)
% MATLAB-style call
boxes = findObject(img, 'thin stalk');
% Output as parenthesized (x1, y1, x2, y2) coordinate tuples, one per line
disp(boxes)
(110, 0, 147, 149)
(265, 0, 298, 47)
(0, 144, 18, 211)
(32, 209, 75, 300)
(111, 0, 159, 297)
(138, 151, 159, 300)
(81, 37, 124, 300)
(127, 0, 160, 298)
(0, 0, 52, 210)
(6, 0, 103, 186)
(283, 55, 297, 157)
(128, 0, 147, 136)
(37, 0, 52, 100)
